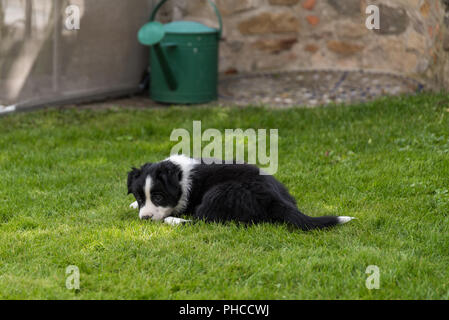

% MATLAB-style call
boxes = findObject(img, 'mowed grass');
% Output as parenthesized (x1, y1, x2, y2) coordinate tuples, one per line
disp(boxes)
(0, 94, 448, 300)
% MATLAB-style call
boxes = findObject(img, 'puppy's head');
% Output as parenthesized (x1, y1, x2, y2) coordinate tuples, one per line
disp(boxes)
(127, 161, 183, 221)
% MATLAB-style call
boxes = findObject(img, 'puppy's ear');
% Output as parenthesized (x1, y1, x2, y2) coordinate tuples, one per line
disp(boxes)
(127, 167, 141, 195)
(160, 165, 182, 199)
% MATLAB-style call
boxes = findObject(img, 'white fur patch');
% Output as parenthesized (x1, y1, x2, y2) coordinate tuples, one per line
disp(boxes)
(164, 217, 192, 226)
(337, 216, 356, 225)
(166, 154, 199, 215)
(130, 201, 138, 210)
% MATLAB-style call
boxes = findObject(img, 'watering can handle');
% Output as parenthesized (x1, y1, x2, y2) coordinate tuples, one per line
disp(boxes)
(150, 0, 223, 39)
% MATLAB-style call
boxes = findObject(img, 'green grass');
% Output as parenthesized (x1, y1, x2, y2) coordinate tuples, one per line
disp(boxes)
(0, 94, 448, 300)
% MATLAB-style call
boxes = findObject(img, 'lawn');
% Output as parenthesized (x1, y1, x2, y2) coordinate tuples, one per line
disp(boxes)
(0, 94, 448, 300)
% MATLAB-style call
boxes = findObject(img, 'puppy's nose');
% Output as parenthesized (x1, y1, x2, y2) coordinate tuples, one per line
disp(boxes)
(141, 215, 151, 220)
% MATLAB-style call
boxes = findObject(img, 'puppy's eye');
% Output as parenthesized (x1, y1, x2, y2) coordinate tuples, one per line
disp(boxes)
(152, 194, 164, 203)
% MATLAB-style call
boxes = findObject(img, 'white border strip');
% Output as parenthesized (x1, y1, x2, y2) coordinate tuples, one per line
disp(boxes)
(0, 105, 17, 115)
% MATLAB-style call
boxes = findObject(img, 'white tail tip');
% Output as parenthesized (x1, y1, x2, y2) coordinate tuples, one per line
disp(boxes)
(337, 216, 356, 225)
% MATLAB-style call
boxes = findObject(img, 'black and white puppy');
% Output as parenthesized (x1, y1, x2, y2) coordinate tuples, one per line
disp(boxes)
(127, 155, 355, 230)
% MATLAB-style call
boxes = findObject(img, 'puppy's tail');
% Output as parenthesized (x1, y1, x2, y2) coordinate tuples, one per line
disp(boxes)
(284, 209, 355, 231)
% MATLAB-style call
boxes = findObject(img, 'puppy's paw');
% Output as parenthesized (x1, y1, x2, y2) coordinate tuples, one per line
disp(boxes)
(130, 201, 139, 210)
(164, 217, 192, 226)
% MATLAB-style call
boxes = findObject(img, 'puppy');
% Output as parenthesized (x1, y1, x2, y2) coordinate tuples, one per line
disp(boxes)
(127, 155, 354, 230)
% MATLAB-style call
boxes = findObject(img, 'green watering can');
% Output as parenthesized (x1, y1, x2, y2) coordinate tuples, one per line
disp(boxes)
(138, 0, 223, 104)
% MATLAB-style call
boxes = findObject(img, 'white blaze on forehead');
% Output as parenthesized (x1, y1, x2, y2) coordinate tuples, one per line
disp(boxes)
(144, 176, 151, 203)
(139, 176, 173, 221)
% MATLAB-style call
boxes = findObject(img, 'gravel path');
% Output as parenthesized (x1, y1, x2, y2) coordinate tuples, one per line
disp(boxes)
(219, 70, 424, 108)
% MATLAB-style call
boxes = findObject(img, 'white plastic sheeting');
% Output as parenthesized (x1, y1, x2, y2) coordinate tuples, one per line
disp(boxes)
(0, 0, 154, 110)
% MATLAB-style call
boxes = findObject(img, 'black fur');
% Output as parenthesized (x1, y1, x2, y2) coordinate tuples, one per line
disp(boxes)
(186, 163, 341, 230)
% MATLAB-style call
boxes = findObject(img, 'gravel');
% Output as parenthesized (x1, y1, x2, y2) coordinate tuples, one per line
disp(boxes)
(218, 69, 424, 108)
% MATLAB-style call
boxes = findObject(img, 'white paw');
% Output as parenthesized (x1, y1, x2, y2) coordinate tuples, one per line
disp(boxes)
(130, 201, 139, 210)
(337, 216, 356, 225)
(164, 217, 192, 226)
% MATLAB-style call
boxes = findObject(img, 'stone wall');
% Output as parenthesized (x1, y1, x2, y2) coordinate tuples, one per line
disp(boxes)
(433, 0, 449, 89)
(159, 0, 449, 90)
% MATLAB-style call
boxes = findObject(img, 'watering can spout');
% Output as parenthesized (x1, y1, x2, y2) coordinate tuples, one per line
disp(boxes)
(138, 22, 178, 91)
